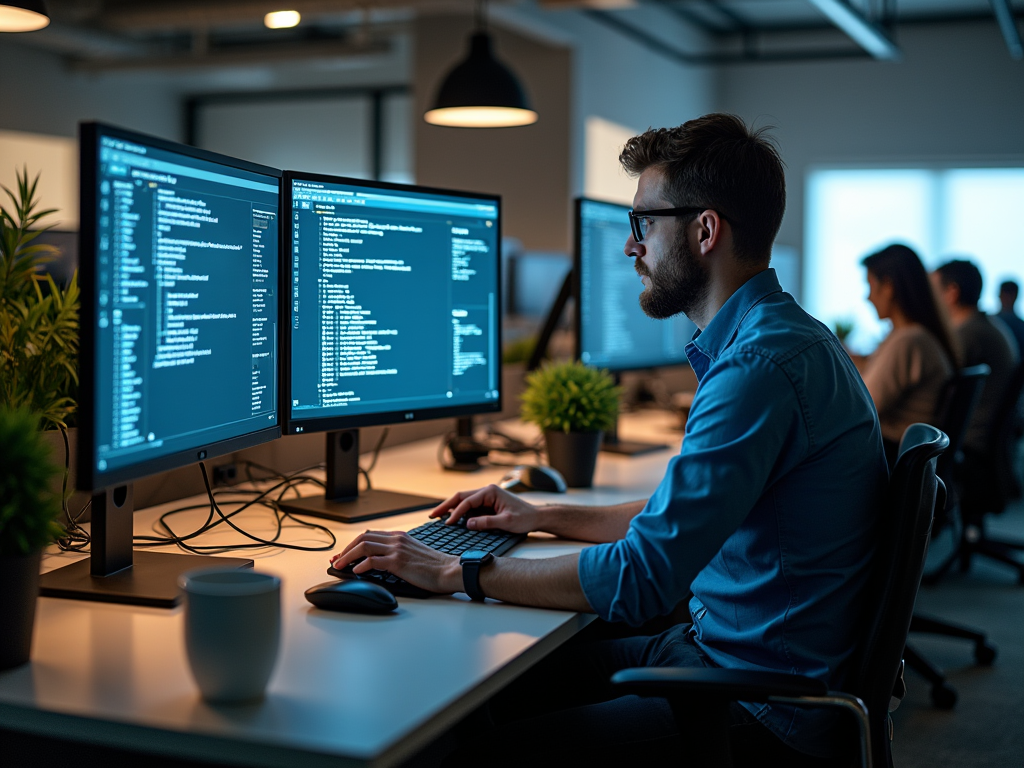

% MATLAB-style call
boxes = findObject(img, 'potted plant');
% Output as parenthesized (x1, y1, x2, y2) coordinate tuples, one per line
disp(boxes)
(0, 168, 80, 429)
(520, 360, 620, 487)
(0, 407, 64, 670)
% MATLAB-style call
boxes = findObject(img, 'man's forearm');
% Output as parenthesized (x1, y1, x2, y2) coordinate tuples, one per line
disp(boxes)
(475, 553, 593, 612)
(533, 500, 646, 543)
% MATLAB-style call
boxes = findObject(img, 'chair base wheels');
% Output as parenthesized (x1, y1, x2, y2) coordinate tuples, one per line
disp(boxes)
(974, 642, 997, 666)
(930, 683, 958, 710)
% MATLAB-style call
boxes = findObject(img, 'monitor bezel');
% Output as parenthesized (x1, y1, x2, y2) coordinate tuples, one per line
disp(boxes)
(573, 196, 694, 374)
(78, 121, 283, 492)
(281, 171, 504, 436)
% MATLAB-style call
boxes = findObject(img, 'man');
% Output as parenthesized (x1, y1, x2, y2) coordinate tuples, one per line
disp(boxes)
(332, 115, 887, 763)
(932, 260, 1017, 452)
(998, 280, 1024, 361)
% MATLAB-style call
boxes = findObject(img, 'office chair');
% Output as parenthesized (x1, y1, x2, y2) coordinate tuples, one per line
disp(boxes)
(611, 423, 949, 768)
(906, 365, 995, 709)
(933, 362, 1024, 583)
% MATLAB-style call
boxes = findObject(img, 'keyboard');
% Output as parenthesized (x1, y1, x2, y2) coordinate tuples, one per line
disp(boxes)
(326, 515, 526, 598)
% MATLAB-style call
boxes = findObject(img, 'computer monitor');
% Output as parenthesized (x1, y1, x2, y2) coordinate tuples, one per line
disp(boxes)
(575, 197, 696, 455)
(38, 122, 282, 607)
(280, 173, 502, 522)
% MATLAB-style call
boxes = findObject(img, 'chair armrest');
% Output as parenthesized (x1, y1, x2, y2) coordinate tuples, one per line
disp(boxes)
(610, 667, 829, 701)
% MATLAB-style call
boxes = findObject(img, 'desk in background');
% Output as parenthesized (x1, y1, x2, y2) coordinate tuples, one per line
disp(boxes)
(0, 412, 682, 768)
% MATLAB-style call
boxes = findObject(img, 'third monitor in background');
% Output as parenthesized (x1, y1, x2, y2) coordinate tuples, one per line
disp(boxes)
(575, 197, 697, 455)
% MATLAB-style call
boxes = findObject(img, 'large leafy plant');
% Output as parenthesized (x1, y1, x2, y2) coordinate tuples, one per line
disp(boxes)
(521, 360, 620, 434)
(0, 407, 64, 555)
(0, 169, 79, 428)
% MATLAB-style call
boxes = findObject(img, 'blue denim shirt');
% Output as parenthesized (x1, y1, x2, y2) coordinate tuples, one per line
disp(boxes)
(578, 269, 887, 756)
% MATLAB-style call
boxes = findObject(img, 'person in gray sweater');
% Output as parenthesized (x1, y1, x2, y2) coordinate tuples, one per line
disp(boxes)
(933, 259, 1016, 453)
(862, 244, 958, 466)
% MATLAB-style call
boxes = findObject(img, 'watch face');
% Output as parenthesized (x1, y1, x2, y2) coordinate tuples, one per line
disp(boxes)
(460, 550, 493, 564)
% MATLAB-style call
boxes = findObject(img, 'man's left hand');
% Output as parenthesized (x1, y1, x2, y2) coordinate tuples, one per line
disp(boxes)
(330, 531, 463, 594)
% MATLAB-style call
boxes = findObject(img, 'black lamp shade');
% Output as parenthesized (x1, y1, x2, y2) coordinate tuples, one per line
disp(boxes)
(0, 0, 50, 32)
(425, 32, 538, 128)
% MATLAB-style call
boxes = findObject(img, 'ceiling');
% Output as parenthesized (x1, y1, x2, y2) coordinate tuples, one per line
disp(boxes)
(13, 0, 1024, 72)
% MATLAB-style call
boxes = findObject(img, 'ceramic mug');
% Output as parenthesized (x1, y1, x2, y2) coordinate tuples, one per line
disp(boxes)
(179, 568, 281, 704)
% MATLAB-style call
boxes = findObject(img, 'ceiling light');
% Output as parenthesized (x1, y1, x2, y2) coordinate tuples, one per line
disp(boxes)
(0, 1, 50, 32)
(425, 32, 537, 129)
(264, 10, 301, 30)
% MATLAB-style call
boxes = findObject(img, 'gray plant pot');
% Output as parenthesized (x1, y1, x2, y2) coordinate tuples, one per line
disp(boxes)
(0, 550, 42, 670)
(544, 430, 603, 488)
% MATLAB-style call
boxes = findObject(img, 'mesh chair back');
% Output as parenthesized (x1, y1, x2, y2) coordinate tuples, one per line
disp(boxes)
(933, 365, 988, 477)
(846, 424, 948, 766)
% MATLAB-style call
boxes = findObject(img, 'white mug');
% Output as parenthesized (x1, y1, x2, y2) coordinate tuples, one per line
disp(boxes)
(179, 568, 281, 704)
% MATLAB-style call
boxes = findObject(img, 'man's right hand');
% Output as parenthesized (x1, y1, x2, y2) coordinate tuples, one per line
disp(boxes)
(430, 485, 541, 534)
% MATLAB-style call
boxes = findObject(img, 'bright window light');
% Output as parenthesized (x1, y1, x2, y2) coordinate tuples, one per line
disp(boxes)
(805, 167, 1024, 353)
(264, 10, 301, 30)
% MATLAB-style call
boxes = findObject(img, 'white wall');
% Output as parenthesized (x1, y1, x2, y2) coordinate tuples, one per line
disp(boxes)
(496, 3, 717, 199)
(718, 20, 1024, 297)
(0, 38, 182, 141)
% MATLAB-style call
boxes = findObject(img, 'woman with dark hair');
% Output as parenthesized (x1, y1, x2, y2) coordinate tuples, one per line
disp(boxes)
(861, 243, 958, 464)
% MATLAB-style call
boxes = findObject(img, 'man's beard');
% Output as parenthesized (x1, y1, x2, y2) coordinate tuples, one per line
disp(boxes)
(636, 227, 710, 320)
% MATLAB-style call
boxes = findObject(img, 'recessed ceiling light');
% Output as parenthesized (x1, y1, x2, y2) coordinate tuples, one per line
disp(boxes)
(264, 10, 301, 30)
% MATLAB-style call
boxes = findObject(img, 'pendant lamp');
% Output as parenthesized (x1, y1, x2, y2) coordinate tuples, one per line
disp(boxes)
(0, 0, 50, 32)
(424, 4, 537, 128)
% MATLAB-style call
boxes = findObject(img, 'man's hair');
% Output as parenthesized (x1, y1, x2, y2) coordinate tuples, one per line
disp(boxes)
(999, 280, 1019, 300)
(618, 114, 786, 264)
(935, 259, 983, 308)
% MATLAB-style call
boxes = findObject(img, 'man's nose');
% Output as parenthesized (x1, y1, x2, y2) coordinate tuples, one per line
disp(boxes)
(624, 235, 644, 259)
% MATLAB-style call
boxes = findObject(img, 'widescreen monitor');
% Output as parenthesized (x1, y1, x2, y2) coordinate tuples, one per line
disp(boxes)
(575, 197, 696, 372)
(574, 198, 696, 456)
(281, 173, 502, 521)
(40, 122, 281, 607)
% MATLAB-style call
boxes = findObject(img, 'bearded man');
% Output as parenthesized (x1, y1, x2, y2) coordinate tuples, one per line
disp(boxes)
(332, 114, 888, 765)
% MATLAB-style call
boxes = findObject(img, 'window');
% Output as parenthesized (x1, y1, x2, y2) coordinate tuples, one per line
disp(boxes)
(805, 167, 1024, 353)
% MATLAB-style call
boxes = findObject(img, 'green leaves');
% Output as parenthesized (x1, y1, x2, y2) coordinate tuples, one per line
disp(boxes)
(0, 168, 79, 429)
(520, 360, 621, 434)
(0, 407, 64, 556)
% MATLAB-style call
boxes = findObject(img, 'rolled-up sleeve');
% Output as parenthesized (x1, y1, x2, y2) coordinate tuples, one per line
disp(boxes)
(578, 351, 808, 625)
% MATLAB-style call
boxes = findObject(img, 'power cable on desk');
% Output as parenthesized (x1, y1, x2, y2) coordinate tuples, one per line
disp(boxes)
(54, 423, 91, 553)
(134, 462, 337, 554)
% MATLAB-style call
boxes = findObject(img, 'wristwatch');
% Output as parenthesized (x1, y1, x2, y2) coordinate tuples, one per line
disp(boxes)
(460, 550, 495, 601)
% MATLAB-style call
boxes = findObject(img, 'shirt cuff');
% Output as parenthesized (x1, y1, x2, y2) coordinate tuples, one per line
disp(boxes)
(578, 543, 615, 621)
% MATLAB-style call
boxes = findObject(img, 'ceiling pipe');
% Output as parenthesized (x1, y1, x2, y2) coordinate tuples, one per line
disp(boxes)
(806, 0, 901, 60)
(988, 0, 1023, 59)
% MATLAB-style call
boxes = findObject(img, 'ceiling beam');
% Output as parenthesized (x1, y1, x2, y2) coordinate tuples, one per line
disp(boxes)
(806, 0, 900, 60)
(989, 0, 1024, 59)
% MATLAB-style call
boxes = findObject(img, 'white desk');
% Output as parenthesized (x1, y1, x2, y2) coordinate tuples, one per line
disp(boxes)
(0, 413, 682, 768)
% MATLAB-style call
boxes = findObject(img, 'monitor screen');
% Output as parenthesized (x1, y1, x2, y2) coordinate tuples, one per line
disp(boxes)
(575, 198, 696, 372)
(79, 123, 281, 490)
(285, 174, 502, 434)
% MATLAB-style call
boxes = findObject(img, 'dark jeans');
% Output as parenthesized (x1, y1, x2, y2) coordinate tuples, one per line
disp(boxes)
(442, 622, 843, 767)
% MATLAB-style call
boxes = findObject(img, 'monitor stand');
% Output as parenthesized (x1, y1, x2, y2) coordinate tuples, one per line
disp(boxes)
(600, 374, 669, 456)
(39, 483, 252, 609)
(277, 429, 442, 523)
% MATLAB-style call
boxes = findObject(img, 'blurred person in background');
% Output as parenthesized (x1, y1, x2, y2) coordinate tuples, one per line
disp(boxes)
(861, 244, 957, 466)
(933, 259, 1018, 454)
(998, 280, 1024, 359)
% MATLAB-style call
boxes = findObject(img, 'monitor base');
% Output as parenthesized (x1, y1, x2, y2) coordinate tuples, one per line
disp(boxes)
(39, 551, 253, 609)
(278, 489, 442, 524)
(600, 439, 669, 457)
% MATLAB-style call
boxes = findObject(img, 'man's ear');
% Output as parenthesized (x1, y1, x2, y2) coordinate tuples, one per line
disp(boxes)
(695, 210, 725, 256)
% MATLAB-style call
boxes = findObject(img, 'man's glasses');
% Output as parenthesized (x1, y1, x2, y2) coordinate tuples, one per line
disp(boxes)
(628, 207, 705, 242)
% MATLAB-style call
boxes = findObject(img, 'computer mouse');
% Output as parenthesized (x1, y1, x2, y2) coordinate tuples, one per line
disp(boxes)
(304, 579, 398, 615)
(498, 464, 567, 494)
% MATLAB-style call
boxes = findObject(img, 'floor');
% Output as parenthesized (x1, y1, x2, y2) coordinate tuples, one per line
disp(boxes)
(891, 499, 1024, 767)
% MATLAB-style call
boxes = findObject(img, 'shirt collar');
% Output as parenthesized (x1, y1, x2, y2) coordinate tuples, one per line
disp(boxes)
(685, 268, 783, 382)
